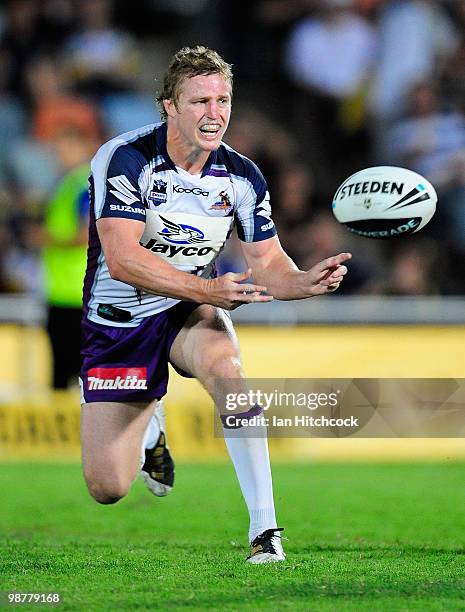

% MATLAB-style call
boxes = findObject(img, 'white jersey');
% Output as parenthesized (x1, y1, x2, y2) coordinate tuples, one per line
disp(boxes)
(83, 122, 276, 326)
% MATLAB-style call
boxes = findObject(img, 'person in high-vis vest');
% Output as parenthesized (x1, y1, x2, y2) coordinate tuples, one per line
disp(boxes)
(42, 163, 90, 388)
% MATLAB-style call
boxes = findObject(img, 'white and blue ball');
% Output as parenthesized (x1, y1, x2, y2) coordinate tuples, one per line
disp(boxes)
(332, 166, 437, 239)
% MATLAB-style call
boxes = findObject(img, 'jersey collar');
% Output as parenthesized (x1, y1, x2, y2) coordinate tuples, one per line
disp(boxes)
(157, 122, 219, 178)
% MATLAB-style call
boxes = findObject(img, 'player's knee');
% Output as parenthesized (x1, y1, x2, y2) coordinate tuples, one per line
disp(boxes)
(88, 482, 128, 505)
(207, 354, 242, 380)
(84, 473, 131, 505)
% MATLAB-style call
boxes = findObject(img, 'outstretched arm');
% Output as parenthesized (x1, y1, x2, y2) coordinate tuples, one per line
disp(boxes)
(241, 235, 351, 300)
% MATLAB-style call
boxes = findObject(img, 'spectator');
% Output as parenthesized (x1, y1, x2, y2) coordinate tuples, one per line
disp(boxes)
(28, 55, 102, 143)
(7, 54, 101, 204)
(0, 0, 45, 100)
(368, 0, 458, 124)
(374, 240, 439, 295)
(385, 82, 465, 255)
(285, 0, 377, 190)
(443, 0, 465, 112)
(64, 0, 140, 98)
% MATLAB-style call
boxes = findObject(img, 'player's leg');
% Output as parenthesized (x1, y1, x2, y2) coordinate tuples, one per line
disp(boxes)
(169, 305, 285, 561)
(80, 312, 183, 502)
(81, 400, 154, 504)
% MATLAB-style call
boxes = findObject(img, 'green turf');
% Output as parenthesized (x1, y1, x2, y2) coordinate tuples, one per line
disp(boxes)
(1, 462, 465, 611)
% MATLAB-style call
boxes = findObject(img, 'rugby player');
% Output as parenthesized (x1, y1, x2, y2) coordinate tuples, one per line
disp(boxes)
(79, 46, 351, 563)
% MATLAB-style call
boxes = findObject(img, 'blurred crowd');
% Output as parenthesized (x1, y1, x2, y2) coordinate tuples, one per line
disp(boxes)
(0, 0, 464, 299)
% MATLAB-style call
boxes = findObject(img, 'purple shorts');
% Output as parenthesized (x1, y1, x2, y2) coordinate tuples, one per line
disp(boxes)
(79, 301, 199, 404)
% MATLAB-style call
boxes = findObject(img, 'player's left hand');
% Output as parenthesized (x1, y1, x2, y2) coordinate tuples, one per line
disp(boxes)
(305, 252, 352, 296)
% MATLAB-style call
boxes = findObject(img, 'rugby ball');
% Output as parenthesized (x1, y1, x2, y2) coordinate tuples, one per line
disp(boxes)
(332, 166, 437, 238)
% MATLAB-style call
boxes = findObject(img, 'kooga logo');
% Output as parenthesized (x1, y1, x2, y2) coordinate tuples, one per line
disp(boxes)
(173, 185, 209, 197)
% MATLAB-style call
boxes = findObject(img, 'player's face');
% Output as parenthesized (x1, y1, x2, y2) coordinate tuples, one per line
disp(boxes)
(165, 73, 232, 153)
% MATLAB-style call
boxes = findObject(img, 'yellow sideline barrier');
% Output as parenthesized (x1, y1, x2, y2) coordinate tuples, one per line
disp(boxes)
(0, 325, 464, 461)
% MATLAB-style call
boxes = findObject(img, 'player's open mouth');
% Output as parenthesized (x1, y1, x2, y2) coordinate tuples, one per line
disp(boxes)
(199, 124, 221, 139)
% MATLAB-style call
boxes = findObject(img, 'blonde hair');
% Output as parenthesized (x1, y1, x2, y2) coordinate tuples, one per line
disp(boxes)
(156, 46, 233, 120)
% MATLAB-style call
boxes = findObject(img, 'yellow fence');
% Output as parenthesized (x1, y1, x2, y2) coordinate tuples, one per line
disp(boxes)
(0, 325, 464, 461)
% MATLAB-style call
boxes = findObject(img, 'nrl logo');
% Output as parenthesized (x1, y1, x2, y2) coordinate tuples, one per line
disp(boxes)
(210, 190, 232, 211)
(158, 215, 208, 245)
(148, 179, 168, 206)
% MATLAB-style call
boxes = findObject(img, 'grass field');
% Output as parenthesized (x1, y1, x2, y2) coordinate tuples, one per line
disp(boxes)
(1, 462, 465, 611)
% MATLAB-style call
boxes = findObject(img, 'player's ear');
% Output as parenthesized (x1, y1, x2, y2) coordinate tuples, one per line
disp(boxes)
(164, 99, 177, 118)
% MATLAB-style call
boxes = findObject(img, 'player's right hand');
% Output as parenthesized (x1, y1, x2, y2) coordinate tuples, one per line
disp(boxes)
(204, 269, 274, 310)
